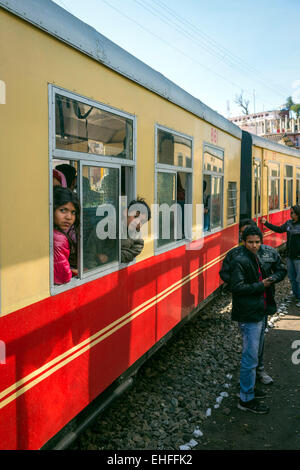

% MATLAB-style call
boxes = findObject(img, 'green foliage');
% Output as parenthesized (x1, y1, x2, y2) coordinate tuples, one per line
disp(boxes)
(285, 96, 294, 110)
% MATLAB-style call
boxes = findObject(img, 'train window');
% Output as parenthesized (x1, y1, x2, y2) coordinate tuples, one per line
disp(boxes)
(203, 144, 224, 233)
(82, 165, 120, 273)
(55, 94, 133, 160)
(155, 126, 193, 251)
(203, 148, 224, 173)
(227, 182, 237, 225)
(254, 160, 261, 217)
(284, 165, 293, 208)
(157, 129, 192, 168)
(50, 87, 136, 292)
(268, 162, 280, 211)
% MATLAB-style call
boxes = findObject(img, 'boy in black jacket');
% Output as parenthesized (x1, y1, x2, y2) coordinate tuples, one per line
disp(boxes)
(230, 226, 286, 414)
(220, 219, 275, 386)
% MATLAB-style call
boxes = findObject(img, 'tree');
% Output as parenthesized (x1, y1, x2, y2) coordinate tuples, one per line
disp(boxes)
(291, 103, 300, 118)
(234, 91, 250, 115)
(285, 96, 294, 110)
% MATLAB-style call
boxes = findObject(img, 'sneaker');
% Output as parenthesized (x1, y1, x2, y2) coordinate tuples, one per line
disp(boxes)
(255, 388, 267, 399)
(285, 294, 296, 302)
(238, 398, 269, 414)
(257, 370, 273, 385)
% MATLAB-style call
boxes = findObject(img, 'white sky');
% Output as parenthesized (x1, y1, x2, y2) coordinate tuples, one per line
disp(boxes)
(52, 0, 300, 118)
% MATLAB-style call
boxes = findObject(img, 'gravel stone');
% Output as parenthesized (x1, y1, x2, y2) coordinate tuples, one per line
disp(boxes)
(70, 274, 290, 450)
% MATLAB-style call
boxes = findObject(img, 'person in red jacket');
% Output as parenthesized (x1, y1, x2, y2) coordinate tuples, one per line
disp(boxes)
(53, 186, 80, 285)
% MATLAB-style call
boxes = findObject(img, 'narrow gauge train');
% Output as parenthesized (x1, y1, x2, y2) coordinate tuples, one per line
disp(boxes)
(0, 0, 300, 450)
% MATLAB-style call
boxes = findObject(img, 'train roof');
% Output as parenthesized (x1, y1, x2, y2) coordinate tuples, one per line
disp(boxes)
(0, 0, 242, 140)
(249, 132, 300, 158)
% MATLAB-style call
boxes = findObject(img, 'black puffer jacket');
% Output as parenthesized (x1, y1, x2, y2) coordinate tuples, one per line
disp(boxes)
(219, 245, 244, 284)
(230, 245, 286, 322)
(264, 219, 300, 259)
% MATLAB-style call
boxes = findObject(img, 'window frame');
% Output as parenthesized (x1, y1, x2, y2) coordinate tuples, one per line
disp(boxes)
(227, 181, 238, 226)
(79, 160, 122, 281)
(202, 142, 225, 236)
(283, 164, 293, 209)
(49, 85, 137, 295)
(268, 160, 280, 214)
(154, 124, 193, 255)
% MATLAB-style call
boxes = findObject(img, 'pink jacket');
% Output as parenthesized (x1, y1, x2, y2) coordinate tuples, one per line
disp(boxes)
(53, 229, 72, 285)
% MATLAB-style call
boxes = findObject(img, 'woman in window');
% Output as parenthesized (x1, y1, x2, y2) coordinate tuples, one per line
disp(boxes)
(53, 186, 80, 284)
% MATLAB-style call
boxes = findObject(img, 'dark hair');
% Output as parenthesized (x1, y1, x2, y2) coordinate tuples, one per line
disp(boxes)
(128, 197, 151, 221)
(239, 218, 256, 229)
(291, 205, 300, 220)
(53, 186, 80, 230)
(242, 225, 263, 242)
(56, 164, 77, 188)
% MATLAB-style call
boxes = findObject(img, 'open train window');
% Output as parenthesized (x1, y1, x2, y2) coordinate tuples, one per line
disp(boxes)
(268, 162, 280, 212)
(49, 87, 136, 293)
(155, 126, 193, 252)
(203, 144, 224, 233)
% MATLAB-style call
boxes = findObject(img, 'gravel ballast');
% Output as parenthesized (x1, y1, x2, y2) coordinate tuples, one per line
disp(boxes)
(70, 276, 291, 451)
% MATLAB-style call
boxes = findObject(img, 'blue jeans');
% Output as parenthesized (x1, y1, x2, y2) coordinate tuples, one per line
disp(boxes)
(286, 258, 300, 300)
(238, 319, 265, 402)
(257, 315, 268, 370)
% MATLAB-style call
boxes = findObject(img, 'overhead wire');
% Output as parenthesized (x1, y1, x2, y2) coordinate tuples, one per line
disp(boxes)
(52, 0, 286, 112)
(151, 0, 291, 97)
(99, 0, 282, 110)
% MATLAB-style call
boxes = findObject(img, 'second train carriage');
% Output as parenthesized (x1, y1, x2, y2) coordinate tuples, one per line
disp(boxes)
(241, 131, 300, 247)
(0, 0, 241, 449)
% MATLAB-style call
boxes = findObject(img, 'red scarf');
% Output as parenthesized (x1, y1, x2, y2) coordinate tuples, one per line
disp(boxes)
(256, 258, 267, 311)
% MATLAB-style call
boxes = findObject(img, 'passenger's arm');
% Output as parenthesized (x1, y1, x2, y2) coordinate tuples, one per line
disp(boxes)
(270, 253, 287, 284)
(262, 219, 288, 233)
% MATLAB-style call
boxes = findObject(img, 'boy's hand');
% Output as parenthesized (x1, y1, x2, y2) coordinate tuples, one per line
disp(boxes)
(262, 277, 274, 288)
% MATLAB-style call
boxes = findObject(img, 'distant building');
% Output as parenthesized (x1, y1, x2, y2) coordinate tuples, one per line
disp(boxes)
(230, 109, 300, 149)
